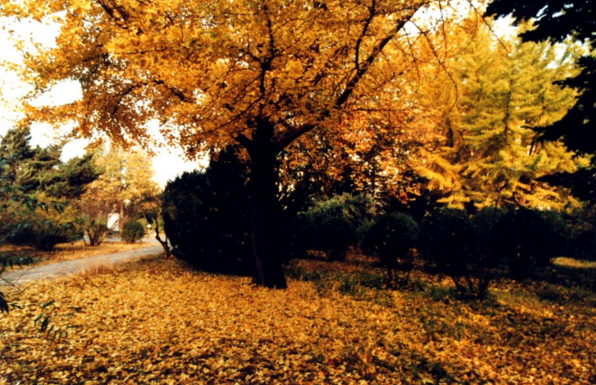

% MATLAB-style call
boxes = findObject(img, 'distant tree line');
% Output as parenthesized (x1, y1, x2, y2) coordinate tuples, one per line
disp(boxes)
(0, 126, 160, 251)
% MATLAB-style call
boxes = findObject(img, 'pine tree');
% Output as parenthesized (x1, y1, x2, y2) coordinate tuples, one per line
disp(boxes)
(0, 126, 35, 187)
(0, 126, 99, 250)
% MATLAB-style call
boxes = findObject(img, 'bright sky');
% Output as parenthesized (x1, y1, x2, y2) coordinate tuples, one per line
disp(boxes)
(0, 17, 199, 188)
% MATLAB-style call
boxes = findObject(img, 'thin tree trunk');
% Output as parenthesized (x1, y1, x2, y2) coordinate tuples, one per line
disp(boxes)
(119, 201, 125, 232)
(154, 218, 172, 258)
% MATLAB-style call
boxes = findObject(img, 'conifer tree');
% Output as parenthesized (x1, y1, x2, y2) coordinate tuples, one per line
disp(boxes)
(0, 126, 99, 250)
(0, 126, 98, 200)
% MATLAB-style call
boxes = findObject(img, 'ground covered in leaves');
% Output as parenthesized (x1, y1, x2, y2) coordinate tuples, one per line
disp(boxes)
(1, 254, 595, 384)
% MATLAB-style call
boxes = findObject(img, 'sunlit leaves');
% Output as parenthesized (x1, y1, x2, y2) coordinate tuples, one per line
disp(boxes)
(0, 256, 595, 384)
(415, 20, 588, 209)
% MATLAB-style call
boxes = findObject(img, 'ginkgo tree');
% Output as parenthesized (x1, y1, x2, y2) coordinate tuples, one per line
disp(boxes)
(417, 21, 588, 210)
(2, 0, 483, 288)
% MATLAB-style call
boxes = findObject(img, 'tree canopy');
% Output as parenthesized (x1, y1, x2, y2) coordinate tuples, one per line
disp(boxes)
(2, 0, 481, 287)
(2, 0, 592, 286)
(2, 0, 464, 155)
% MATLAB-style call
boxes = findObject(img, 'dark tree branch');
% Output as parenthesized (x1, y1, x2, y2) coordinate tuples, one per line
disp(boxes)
(335, 9, 418, 110)
(355, 0, 377, 73)
(236, 133, 254, 152)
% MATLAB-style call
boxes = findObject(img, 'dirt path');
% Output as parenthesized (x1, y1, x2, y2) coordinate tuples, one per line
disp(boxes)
(1, 241, 164, 285)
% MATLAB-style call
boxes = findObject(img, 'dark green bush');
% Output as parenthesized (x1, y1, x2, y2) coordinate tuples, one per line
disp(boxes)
(301, 193, 374, 261)
(121, 220, 145, 243)
(274, 179, 313, 263)
(420, 208, 476, 277)
(473, 207, 507, 267)
(495, 208, 559, 280)
(6, 219, 82, 251)
(570, 227, 596, 260)
(365, 212, 419, 287)
(538, 210, 571, 264)
(162, 148, 253, 275)
(421, 208, 494, 299)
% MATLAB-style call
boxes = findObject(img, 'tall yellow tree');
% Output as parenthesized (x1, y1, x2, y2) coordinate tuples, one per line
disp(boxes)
(416, 20, 589, 210)
(2, 0, 481, 287)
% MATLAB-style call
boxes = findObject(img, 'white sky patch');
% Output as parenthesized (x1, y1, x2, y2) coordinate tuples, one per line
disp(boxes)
(29, 81, 83, 107)
(152, 148, 203, 187)
(491, 14, 524, 41)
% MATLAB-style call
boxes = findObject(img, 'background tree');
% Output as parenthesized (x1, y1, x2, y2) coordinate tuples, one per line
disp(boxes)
(0, 126, 98, 250)
(77, 145, 160, 239)
(0, 126, 98, 201)
(417, 20, 587, 210)
(0, 154, 36, 313)
(486, 0, 596, 208)
(485, 0, 595, 155)
(0, 126, 35, 186)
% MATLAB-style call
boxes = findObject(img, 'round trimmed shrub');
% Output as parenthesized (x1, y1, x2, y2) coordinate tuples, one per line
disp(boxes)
(473, 207, 507, 268)
(366, 212, 419, 268)
(421, 207, 504, 299)
(494, 208, 558, 279)
(121, 220, 145, 243)
(365, 212, 419, 286)
(420, 208, 476, 277)
(301, 193, 374, 261)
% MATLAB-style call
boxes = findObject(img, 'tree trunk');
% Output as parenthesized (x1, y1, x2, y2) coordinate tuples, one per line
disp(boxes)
(119, 201, 125, 231)
(246, 120, 287, 289)
(154, 219, 172, 258)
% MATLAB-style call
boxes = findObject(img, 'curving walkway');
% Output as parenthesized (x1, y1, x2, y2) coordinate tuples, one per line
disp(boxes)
(1, 240, 164, 285)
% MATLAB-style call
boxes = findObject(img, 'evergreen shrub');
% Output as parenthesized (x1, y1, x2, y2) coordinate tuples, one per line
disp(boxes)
(365, 212, 419, 287)
(570, 227, 596, 260)
(301, 193, 374, 261)
(121, 220, 145, 243)
(420, 208, 476, 277)
(6, 219, 82, 251)
(495, 208, 559, 279)
(162, 148, 252, 274)
(473, 207, 507, 268)
(421, 208, 495, 299)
